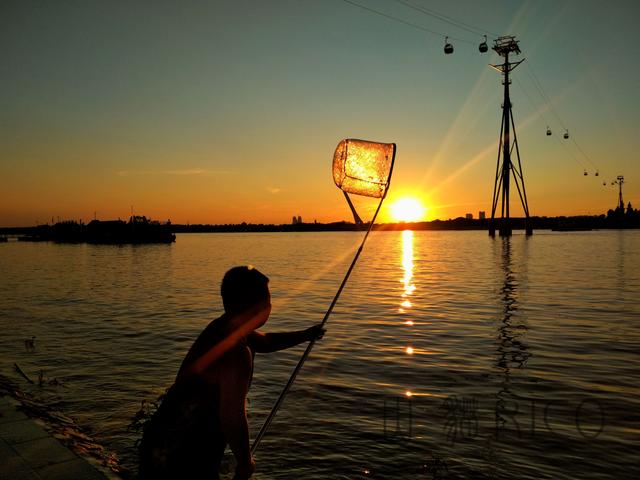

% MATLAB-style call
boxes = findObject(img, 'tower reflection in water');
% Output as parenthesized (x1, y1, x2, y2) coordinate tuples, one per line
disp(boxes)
(495, 237, 531, 433)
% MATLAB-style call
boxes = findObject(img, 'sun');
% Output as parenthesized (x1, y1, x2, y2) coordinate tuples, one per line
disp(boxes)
(389, 197, 426, 222)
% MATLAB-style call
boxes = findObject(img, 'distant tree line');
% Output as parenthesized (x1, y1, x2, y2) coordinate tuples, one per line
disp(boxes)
(2, 211, 639, 237)
(8, 216, 175, 243)
(606, 201, 640, 228)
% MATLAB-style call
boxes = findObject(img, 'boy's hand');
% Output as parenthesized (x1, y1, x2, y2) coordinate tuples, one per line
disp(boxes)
(305, 324, 326, 341)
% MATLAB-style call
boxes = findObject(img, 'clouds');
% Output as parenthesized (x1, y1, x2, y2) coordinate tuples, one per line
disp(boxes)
(116, 169, 227, 177)
(266, 186, 282, 194)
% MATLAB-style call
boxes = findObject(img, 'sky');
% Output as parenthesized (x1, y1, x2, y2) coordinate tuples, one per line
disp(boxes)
(1, 0, 639, 226)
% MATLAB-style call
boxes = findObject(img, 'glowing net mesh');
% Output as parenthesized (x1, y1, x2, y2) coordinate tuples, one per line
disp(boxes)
(332, 139, 395, 198)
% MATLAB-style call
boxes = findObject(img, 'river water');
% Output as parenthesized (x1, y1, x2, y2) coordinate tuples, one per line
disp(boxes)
(1, 230, 639, 479)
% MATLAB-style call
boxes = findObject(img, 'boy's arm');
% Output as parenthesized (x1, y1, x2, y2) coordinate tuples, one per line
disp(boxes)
(219, 346, 255, 478)
(248, 324, 325, 353)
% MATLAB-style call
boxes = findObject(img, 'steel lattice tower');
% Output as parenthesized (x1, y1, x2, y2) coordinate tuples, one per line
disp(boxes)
(613, 175, 625, 210)
(488, 36, 532, 237)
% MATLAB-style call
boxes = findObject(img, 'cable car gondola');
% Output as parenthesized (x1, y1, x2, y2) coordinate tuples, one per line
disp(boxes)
(444, 36, 454, 55)
(595, 170, 599, 176)
(583, 170, 588, 176)
(546, 126, 552, 136)
(564, 129, 569, 139)
(479, 35, 488, 53)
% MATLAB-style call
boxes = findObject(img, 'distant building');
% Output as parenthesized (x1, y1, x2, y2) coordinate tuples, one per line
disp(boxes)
(297, 215, 302, 224)
(479, 211, 486, 220)
(292, 216, 297, 225)
(465, 213, 473, 220)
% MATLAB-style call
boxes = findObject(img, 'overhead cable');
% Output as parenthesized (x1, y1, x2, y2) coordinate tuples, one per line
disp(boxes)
(391, 0, 500, 38)
(340, 0, 475, 45)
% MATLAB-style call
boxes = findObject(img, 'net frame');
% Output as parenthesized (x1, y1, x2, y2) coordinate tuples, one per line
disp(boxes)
(333, 139, 396, 199)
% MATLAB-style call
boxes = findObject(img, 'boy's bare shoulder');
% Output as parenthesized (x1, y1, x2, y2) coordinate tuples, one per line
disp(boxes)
(219, 342, 253, 378)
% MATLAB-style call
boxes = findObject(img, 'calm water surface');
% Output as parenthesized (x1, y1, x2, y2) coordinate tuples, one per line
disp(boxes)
(1, 231, 639, 479)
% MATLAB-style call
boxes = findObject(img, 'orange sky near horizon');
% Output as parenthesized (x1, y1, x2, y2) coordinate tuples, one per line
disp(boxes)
(1, 1, 638, 227)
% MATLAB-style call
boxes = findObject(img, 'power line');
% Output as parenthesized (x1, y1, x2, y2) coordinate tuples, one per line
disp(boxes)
(523, 60, 600, 171)
(514, 76, 587, 171)
(340, 0, 475, 45)
(571, 138, 598, 169)
(524, 61, 566, 130)
(391, 0, 500, 38)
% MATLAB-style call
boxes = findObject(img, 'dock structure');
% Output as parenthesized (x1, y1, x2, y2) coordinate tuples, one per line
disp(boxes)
(0, 396, 118, 480)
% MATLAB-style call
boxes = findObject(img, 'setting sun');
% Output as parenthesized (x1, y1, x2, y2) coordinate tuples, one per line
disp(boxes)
(390, 197, 426, 222)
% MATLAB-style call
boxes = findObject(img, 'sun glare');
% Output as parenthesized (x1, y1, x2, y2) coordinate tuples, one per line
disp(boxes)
(390, 197, 426, 222)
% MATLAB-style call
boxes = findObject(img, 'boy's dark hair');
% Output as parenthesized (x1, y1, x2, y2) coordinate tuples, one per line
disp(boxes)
(221, 266, 270, 314)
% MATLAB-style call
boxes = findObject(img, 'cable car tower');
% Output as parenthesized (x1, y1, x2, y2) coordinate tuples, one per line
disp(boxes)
(612, 175, 625, 210)
(488, 36, 533, 237)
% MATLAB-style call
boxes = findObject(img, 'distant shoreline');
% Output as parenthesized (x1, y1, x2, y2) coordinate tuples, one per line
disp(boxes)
(3, 215, 638, 236)
(169, 215, 639, 233)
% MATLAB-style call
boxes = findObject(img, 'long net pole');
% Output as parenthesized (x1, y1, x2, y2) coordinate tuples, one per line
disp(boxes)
(251, 187, 392, 453)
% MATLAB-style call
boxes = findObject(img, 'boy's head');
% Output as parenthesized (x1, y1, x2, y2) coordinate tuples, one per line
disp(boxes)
(221, 266, 270, 315)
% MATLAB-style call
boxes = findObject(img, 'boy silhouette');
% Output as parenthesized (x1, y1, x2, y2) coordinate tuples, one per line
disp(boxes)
(139, 266, 324, 479)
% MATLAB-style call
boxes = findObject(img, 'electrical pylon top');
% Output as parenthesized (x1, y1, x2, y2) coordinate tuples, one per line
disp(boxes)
(493, 36, 521, 57)
(490, 36, 524, 76)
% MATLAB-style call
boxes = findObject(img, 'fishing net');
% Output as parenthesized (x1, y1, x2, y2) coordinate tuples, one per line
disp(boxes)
(252, 137, 397, 454)
(333, 139, 396, 198)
